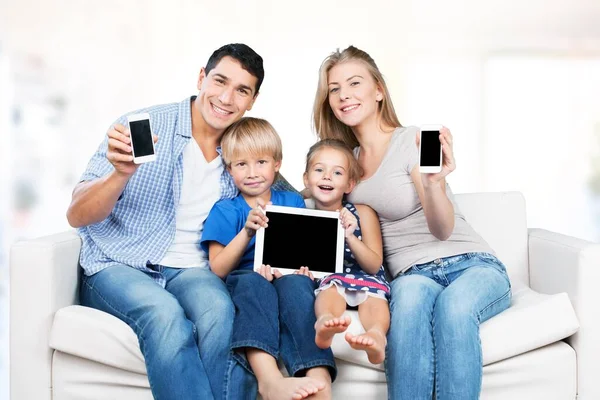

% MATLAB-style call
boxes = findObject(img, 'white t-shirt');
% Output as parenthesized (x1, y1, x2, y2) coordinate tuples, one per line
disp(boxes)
(159, 140, 223, 268)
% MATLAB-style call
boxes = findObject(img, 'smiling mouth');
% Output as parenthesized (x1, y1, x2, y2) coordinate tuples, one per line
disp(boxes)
(341, 104, 359, 112)
(318, 185, 334, 191)
(211, 103, 233, 116)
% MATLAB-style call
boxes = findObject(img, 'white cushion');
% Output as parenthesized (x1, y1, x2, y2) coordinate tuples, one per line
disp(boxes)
(329, 281, 579, 370)
(49, 280, 578, 374)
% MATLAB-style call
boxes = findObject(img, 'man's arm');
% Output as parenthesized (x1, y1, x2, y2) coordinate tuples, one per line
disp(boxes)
(66, 123, 157, 228)
(66, 172, 130, 228)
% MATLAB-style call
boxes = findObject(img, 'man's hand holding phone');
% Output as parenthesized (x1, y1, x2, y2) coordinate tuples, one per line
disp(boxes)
(106, 123, 158, 178)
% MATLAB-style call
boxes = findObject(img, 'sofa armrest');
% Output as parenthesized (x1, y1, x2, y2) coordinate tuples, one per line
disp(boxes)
(10, 230, 81, 400)
(528, 228, 600, 400)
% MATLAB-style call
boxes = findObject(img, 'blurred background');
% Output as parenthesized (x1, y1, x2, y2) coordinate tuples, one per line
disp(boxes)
(1, 0, 599, 398)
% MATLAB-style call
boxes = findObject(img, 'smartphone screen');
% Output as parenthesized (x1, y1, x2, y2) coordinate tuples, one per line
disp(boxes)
(129, 119, 155, 157)
(420, 130, 442, 167)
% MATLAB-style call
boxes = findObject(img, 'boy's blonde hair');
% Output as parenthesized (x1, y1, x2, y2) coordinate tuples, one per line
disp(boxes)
(305, 139, 363, 184)
(221, 117, 283, 165)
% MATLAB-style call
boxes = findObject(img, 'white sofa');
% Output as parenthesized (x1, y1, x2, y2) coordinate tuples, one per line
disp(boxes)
(10, 191, 597, 400)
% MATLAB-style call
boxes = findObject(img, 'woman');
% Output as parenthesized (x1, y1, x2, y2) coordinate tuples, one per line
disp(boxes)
(312, 45, 512, 399)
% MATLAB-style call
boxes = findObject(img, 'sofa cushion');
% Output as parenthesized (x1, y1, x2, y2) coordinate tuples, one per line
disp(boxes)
(49, 281, 578, 374)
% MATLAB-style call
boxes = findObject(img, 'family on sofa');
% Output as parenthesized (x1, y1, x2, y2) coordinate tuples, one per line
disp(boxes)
(66, 42, 512, 400)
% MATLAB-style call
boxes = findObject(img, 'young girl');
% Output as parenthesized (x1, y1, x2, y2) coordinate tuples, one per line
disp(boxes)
(304, 139, 390, 365)
(200, 117, 335, 400)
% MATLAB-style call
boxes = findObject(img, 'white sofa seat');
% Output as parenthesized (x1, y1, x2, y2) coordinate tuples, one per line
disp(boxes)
(48, 279, 579, 399)
(11, 192, 598, 400)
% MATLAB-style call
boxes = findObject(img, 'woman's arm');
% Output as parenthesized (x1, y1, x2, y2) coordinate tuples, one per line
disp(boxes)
(344, 205, 383, 275)
(411, 126, 456, 240)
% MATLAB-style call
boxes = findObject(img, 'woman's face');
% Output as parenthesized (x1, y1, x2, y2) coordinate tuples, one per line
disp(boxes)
(327, 61, 383, 128)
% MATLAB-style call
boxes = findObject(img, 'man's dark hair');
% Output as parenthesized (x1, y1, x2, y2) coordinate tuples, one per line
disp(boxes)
(205, 43, 264, 96)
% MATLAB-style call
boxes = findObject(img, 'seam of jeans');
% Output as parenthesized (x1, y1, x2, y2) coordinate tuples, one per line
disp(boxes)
(231, 340, 280, 360)
(222, 356, 234, 400)
(431, 303, 438, 400)
(477, 288, 511, 322)
(289, 358, 337, 380)
(82, 278, 158, 397)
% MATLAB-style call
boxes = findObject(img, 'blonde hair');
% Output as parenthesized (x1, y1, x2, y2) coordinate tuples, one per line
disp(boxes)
(305, 139, 363, 184)
(221, 117, 283, 165)
(312, 46, 402, 148)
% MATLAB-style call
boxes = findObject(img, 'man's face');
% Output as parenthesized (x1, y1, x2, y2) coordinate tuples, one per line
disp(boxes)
(196, 56, 259, 132)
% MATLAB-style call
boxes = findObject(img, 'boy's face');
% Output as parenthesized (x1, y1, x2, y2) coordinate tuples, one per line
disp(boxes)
(196, 56, 259, 133)
(228, 153, 281, 198)
(303, 147, 355, 208)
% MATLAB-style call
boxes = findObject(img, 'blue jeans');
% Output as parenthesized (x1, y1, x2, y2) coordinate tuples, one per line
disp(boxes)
(226, 271, 337, 383)
(80, 265, 244, 400)
(385, 253, 511, 400)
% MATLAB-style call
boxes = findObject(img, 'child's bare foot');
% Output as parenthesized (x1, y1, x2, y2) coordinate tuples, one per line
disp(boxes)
(345, 328, 387, 364)
(315, 314, 351, 349)
(305, 366, 332, 400)
(259, 376, 326, 400)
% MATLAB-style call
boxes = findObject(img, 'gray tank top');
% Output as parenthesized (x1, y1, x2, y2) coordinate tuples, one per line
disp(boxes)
(347, 126, 493, 279)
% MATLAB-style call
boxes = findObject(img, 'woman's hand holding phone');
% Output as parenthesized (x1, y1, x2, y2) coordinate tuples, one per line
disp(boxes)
(416, 125, 456, 186)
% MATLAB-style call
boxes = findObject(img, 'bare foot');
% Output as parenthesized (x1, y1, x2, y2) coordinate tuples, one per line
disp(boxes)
(305, 384, 332, 400)
(305, 367, 332, 400)
(315, 315, 352, 349)
(345, 329, 387, 364)
(259, 376, 326, 400)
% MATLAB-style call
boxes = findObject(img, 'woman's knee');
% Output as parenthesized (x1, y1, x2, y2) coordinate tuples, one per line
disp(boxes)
(389, 274, 443, 318)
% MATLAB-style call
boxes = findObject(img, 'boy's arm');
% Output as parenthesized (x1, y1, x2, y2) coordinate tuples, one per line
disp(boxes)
(206, 200, 269, 279)
(345, 204, 384, 275)
(208, 231, 253, 279)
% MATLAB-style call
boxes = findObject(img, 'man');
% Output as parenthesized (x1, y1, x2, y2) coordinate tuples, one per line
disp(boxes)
(67, 43, 282, 399)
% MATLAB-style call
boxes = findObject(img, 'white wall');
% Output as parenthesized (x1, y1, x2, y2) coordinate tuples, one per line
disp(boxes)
(1, 1, 600, 395)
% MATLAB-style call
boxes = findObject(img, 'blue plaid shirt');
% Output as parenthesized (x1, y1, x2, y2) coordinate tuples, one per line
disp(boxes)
(77, 96, 242, 287)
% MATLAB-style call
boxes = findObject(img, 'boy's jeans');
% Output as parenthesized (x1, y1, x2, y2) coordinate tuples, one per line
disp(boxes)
(226, 270, 337, 383)
(80, 265, 240, 400)
(385, 252, 512, 400)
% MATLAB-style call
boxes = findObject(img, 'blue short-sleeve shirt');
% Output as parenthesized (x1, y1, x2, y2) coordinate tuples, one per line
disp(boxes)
(200, 190, 305, 272)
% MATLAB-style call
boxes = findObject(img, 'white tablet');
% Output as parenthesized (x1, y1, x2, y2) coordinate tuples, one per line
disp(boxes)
(254, 205, 345, 279)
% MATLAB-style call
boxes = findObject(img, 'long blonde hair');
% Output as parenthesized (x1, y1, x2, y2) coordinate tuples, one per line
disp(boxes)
(312, 46, 402, 148)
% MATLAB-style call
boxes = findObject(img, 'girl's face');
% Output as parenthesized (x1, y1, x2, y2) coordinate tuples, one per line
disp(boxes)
(327, 61, 383, 129)
(303, 147, 355, 209)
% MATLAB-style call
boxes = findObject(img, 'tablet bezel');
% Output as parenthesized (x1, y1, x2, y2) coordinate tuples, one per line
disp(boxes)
(254, 204, 345, 279)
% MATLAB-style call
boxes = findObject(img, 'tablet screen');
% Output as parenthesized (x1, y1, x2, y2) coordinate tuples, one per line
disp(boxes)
(261, 211, 339, 273)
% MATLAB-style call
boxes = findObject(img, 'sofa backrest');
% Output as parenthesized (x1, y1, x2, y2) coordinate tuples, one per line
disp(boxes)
(306, 191, 529, 286)
(454, 191, 529, 285)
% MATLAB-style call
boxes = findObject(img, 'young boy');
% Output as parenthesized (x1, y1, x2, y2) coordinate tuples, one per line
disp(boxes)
(201, 117, 335, 400)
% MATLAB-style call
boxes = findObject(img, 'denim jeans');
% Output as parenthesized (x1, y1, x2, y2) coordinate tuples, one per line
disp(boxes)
(226, 271, 337, 384)
(385, 252, 512, 400)
(80, 265, 243, 400)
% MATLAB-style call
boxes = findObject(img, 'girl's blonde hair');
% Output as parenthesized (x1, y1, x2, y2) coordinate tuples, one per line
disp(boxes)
(312, 46, 402, 148)
(305, 139, 363, 184)
(221, 117, 283, 165)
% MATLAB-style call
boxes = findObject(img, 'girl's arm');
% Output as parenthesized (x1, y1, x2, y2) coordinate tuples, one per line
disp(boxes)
(344, 205, 383, 275)
(411, 126, 456, 240)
